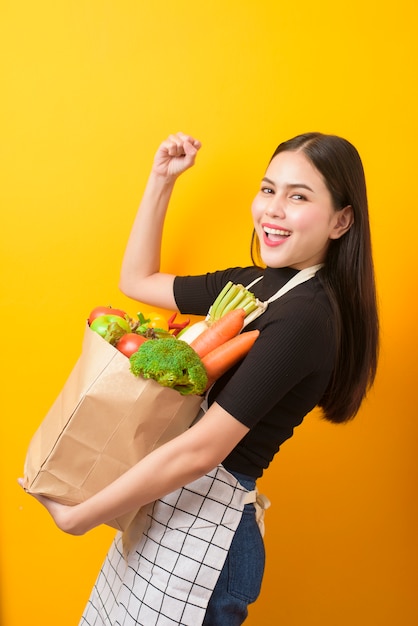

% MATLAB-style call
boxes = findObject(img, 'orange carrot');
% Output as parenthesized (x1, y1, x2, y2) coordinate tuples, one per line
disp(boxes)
(202, 329, 260, 388)
(190, 308, 246, 358)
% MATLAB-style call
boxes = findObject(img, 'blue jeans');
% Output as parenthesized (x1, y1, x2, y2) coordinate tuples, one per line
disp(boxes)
(202, 471, 266, 625)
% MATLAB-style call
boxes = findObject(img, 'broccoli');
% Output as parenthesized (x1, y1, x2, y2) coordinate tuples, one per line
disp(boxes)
(129, 337, 208, 395)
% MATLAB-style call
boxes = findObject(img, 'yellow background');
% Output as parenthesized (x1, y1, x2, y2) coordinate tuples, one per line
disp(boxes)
(1, 1, 417, 624)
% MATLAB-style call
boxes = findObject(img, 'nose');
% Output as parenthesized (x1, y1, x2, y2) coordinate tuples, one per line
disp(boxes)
(265, 195, 285, 219)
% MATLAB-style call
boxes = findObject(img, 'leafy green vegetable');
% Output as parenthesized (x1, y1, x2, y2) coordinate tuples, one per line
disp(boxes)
(103, 321, 130, 345)
(129, 337, 208, 395)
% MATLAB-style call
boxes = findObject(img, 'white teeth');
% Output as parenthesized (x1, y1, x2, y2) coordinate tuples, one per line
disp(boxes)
(263, 226, 290, 236)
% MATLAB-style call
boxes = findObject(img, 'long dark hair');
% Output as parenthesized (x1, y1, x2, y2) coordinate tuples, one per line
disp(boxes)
(251, 132, 379, 423)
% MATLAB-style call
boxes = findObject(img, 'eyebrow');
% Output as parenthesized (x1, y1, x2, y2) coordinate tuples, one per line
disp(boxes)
(262, 176, 314, 193)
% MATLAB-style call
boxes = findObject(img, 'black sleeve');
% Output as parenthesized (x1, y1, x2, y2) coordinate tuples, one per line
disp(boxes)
(173, 267, 262, 317)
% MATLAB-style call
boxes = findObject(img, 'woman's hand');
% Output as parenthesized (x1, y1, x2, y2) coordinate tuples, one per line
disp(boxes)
(152, 132, 201, 179)
(18, 478, 84, 535)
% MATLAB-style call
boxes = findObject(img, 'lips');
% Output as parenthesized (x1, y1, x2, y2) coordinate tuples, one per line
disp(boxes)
(262, 223, 291, 246)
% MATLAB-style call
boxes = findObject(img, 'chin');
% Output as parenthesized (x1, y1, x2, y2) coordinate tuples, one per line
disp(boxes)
(259, 249, 287, 268)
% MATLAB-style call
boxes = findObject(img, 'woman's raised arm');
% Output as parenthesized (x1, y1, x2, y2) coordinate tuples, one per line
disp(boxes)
(119, 132, 201, 309)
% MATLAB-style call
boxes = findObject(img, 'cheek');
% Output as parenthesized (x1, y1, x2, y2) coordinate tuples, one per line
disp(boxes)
(251, 197, 263, 223)
(293, 208, 328, 232)
(293, 212, 312, 229)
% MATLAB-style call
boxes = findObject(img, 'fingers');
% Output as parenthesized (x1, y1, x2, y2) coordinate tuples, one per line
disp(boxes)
(18, 478, 80, 533)
(18, 477, 53, 509)
(152, 132, 202, 178)
(163, 132, 201, 157)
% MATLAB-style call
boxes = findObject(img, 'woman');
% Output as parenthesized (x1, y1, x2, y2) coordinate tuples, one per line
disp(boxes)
(23, 131, 379, 625)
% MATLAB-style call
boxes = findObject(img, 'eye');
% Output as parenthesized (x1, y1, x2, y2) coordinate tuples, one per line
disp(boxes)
(261, 186, 274, 194)
(290, 193, 307, 201)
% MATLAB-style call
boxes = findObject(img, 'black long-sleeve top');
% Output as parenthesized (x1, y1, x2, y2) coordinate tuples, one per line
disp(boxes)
(174, 266, 336, 478)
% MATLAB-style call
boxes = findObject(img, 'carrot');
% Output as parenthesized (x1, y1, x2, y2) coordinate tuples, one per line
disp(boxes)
(189, 308, 246, 358)
(202, 329, 260, 388)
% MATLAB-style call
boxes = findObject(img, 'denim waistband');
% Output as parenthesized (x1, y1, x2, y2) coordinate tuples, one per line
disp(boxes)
(227, 468, 256, 492)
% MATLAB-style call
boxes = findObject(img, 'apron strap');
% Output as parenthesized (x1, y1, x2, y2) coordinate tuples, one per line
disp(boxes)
(244, 263, 324, 326)
(265, 263, 323, 303)
(243, 489, 271, 538)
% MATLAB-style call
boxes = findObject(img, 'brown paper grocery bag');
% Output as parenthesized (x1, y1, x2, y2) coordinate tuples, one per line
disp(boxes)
(23, 325, 203, 531)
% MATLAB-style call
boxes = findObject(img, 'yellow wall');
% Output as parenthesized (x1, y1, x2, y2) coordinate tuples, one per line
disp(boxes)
(1, 1, 417, 624)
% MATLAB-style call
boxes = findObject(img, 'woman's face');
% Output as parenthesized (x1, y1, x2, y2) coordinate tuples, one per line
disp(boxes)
(251, 150, 352, 269)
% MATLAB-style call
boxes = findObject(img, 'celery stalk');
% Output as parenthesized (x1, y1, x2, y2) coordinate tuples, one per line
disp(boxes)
(209, 281, 233, 320)
(220, 287, 248, 316)
(243, 300, 258, 314)
(213, 284, 242, 319)
(208, 281, 261, 324)
(242, 300, 267, 326)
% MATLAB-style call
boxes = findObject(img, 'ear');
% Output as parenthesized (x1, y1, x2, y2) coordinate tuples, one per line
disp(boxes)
(330, 205, 354, 240)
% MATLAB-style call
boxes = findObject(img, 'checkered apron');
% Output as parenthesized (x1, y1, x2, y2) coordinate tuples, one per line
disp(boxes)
(79, 465, 254, 626)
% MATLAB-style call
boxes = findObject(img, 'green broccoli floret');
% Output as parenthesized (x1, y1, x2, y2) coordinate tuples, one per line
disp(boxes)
(129, 337, 208, 396)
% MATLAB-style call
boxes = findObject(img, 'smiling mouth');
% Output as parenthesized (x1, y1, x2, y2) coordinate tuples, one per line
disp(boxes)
(262, 225, 292, 244)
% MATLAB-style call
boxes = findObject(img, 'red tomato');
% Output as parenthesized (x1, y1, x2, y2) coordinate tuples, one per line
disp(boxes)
(116, 333, 148, 357)
(88, 305, 128, 325)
